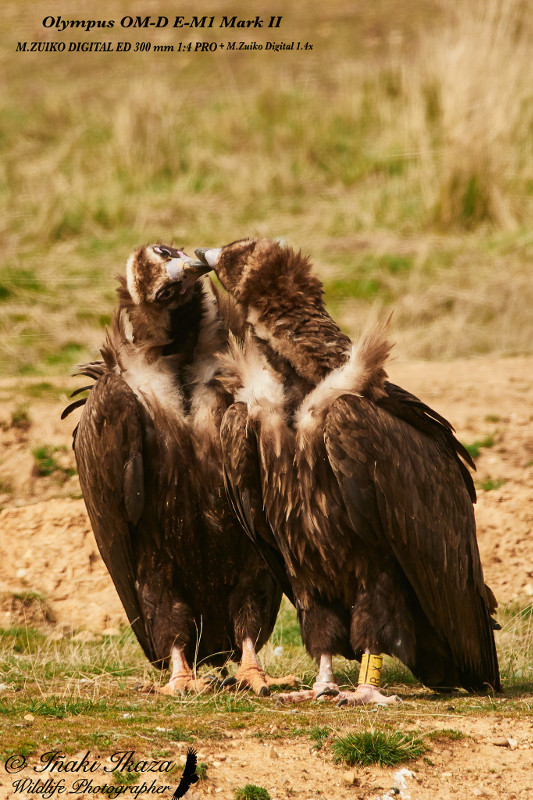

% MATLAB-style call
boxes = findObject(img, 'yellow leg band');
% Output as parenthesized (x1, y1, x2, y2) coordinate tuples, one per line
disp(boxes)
(358, 654, 383, 687)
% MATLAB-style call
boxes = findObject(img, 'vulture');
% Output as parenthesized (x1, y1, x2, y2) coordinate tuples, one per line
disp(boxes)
(195, 238, 501, 704)
(63, 243, 290, 696)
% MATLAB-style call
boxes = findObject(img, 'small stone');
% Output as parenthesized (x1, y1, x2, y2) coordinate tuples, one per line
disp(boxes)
(342, 771, 357, 786)
(24, 713, 35, 723)
(0, 683, 10, 692)
(268, 747, 279, 759)
(441, 772, 452, 778)
(492, 737, 518, 749)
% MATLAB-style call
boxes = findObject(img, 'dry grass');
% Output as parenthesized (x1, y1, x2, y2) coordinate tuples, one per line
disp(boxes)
(0, 0, 532, 373)
(0, 597, 531, 771)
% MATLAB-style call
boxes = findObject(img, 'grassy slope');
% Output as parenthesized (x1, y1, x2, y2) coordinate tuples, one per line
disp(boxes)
(1, 0, 532, 375)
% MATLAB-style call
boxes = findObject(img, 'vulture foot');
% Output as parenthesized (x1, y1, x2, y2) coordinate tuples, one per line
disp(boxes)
(335, 683, 400, 707)
(139, 675, 216, 696)
(275, 679, 340, 704)
(229, 665, 297, 696)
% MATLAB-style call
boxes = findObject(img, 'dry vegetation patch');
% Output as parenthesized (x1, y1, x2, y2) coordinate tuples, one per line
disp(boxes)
(0, 0, 532, 373)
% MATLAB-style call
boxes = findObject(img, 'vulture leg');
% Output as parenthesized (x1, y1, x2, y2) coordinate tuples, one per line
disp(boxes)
(143, 646, 215, 696)
(275, 654, 340, 703)
(275, 653, 399, 706)
(225, 637, 296, 696)
(335, 652, 399, 707)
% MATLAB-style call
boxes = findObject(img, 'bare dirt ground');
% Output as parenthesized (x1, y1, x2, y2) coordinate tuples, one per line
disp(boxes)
(0, 358, 532, 800)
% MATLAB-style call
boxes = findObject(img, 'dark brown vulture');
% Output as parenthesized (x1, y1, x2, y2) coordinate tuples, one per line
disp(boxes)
(195, 239, 501, 704)
(63, 243, 291, 696)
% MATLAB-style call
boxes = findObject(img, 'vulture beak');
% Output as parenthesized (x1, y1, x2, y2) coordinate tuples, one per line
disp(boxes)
(163, 250, 212, 294)
(195, 248, 222, 268)
(180, 259, 212, 293)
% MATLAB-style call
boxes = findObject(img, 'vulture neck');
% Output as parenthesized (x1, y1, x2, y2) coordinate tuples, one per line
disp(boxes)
(104, 286, 212, 418)
(246, 297, 352, 387)
(128, 288, 204, 368)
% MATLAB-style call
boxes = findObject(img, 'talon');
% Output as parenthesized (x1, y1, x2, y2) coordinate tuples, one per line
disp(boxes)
(337, 698, 349, 707)
(259, 686, 269, 698)
(315, 687, 339, 699)
(220, 676, 238, 688)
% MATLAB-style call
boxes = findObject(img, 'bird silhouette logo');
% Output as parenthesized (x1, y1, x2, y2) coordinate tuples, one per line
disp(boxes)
(172, 747, 199, 798)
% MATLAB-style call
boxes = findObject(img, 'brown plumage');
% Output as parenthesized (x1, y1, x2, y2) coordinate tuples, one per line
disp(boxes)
(198, 238, 501, 701)
(63, 244, 287, 696)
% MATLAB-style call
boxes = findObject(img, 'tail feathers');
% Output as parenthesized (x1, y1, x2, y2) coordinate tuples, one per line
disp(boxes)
(295, 323, 392, 446)
(61, 360, 107, 422)
(353, 323, 394, 401)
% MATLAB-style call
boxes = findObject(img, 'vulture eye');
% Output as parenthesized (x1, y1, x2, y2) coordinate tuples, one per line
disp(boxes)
(155, 285, 176, 302)
(153, 245, 173, 258)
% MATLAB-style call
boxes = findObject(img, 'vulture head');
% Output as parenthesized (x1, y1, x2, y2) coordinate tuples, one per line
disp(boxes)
(196, 239, 324, 310)
(126, 244, 210, 308)
(110, 244, 214, 355)
(196, 239, 349, 385)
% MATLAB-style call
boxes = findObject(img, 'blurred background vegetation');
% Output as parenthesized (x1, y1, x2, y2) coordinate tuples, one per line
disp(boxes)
(1, 0, 532, 376)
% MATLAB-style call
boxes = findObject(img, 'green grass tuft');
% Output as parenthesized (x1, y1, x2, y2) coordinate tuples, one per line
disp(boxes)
(235, 785, 271, 800)
(31, 444, 76, 480)
(332, 730, 426, 767)
(112, 770, 141, 786)
(462, 434, 495, 459)
(478, 478, 506, 492)
(309, 725, 331, 750)
(10, 404, 31, 429)
(426, 728, 465, 742)
(162, 727, 194, 743)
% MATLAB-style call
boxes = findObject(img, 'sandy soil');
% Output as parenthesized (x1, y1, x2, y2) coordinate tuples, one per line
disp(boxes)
(0, 359, 532, 800)
(3, 724, 533, 800)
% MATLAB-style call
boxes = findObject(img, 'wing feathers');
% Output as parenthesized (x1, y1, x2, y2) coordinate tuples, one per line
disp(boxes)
(324, 394, 500, 690)
(74, 371, 156, 663)
(220, 403, 294, 603)
(124, 452, 144, 525)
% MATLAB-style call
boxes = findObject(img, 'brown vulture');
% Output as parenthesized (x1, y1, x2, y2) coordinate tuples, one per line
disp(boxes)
(63, 243, 292, 696)
(195, 238, 501, 704)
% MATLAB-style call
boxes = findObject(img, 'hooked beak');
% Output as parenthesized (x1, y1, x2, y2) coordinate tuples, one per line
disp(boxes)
(178, 255, 212, 293)
(165, 250, 213, 294)
(195, 248, 222, 268)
